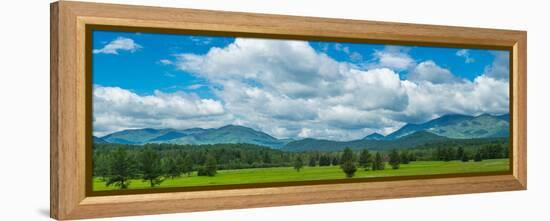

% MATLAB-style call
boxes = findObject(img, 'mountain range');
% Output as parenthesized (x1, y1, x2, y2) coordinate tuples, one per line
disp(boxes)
(99, 125, 291, 148)
(94, 113, 509, 151)
(365, 113, 509, 140)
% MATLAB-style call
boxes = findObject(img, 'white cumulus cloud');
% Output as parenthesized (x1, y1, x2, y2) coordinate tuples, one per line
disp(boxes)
(483, 51, 509, 80)
(93, 37, 142, 55)
(456, 49, 475, 63)
(370, 46, 415, 71)
(408, 60, 461, 84)
(93, 86, 228, 136)
(395, 75, 509, 123)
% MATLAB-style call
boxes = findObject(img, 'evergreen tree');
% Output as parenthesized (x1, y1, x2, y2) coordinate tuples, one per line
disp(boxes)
(202, 155, 218, 176)
(358, 149, 372, 170)
(181, 155, 194, 176)
(341, 161, 357, 178)
(481, 144, 504, 159)
(262, 151, 272, 164)
(308, 156, 317, 167)
(388, 149, 401, 169)
(331, 156, 340, 166)
(435, 147, 443, 161)
(105, 147, 137, 189)
(457, 146, 465, 161)
(340, 148, 354, 164)
(140, 148, 164, 187)
(175, 154, 185, 175)
(163, 157, 180, 179)
(400, 150, 410, 164)
(325, 155, 332, 166)
(340, 147, 357, 178)
(372, 152, 385, 170)
(474, 150, 483, 162)
(313, 151, 320, 163)
(93, 152, 111, 180)
(443, 147, 455, 161)
(319, 155, 331, 166)
(294, 156, 304, 172)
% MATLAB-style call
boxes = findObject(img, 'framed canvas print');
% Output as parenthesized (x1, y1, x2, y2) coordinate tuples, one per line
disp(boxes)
(50, 1, 527, 220)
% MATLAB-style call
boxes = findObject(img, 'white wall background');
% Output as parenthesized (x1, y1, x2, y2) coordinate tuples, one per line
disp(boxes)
(0, 0, 547, 220)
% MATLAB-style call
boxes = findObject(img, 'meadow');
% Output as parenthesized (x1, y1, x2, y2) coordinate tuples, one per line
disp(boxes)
(93, 158, 509, 191)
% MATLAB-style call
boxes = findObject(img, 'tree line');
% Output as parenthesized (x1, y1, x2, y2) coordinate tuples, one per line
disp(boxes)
(408, 139, 509, 161)
(93, 140, 509, 189)
(420, 143, 508, 162)
(93, 143, 345, 189)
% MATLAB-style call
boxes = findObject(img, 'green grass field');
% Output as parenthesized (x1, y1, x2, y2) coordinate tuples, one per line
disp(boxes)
(93, 159, 509, 191)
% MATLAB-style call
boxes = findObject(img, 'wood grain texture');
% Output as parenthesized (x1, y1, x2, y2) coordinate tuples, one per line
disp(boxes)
(68, 175, 522, 219)
(515, 33, 528, 188)
(51, 1, 81, 219)
(50, 2, 59, 218)
(50, 1, 527, 220)
(65, 2, 525, 49)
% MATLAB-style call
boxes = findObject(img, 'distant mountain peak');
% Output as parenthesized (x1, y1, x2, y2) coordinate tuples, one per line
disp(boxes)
(219, 124, 250, 129)
(384, 113, 508, 140)
(440, 113, 469, 118)
(363, 132, 385, 140)
(402, 130, 444, 138)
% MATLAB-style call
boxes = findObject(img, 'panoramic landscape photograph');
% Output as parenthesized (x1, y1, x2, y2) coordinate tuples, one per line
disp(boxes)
(91, 30, 510, 191)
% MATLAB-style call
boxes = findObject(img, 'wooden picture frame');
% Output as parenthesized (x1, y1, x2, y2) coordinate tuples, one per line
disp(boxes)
(50, 1, 527, 220)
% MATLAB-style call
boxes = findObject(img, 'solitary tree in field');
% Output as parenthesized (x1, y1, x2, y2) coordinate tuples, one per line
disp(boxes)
(202, 155, 218, 176)
(294, 156, 304, 172)
(331, 156, 340, 166)
(372, 152, 385, 170)
(181, 155, 194, 176)
(308, 156, 317, 167)
(319, 155, 331, 166)
(140, 148, 165, 187)
(105, 147, 137, 189)
(400, 150, 410, 164)
(389, 149, 401, 169)
(358, 149, 372, 170)
(340, 147, 357, 178)
(474, 150, 483, 162)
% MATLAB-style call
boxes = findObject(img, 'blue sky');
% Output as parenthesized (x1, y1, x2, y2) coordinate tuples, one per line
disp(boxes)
(93, 31, 499, 97)
(92, 31, 231, 98)
(92, 30, 509, 140)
